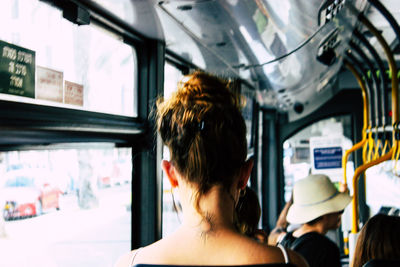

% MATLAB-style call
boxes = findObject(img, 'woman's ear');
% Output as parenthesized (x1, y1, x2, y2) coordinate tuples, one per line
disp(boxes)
(162, 160, 179, 188)
(237, 157, 254, 189)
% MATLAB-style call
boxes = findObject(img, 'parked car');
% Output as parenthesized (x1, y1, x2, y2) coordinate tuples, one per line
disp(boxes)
(1, 169, 63, 220)
(97, 160, 131, 188)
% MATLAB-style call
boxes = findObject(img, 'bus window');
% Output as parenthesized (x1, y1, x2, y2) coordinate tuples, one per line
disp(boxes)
(163, 63, 183, 99)
(282, 115, 353, 202)
(0, 0, 137, 117)
(162, 63, 184, 237)
(0, 146, 132, 267)
(364, 159, 400, 216)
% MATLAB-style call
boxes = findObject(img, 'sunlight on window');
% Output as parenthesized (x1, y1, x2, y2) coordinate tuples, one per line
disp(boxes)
(0, 146, 132, 267)
(0, 0, 137, 116)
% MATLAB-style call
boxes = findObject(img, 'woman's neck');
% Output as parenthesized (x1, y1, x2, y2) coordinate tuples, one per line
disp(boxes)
(179, 185, 238, 234)
(293, 222, 327, 237)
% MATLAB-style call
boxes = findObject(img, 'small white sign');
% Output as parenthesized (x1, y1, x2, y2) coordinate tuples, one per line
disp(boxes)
(64, 80, 83, 106)
(310, 136, 344, 182)
(36, 66, 63, 103)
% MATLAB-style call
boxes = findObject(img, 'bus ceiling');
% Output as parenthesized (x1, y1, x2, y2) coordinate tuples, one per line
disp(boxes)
(70, 0, 400, 120)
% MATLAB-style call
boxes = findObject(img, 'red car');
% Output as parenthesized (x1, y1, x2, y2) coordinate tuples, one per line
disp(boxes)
(1, 169, 62, 220)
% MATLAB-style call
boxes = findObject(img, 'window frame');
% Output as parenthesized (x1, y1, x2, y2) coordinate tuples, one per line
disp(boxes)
(0, 0, 164, 252)
(0, 0, 149, 148)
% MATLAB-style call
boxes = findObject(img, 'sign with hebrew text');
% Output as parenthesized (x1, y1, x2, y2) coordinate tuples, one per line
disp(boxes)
(0, 40, 35, 98)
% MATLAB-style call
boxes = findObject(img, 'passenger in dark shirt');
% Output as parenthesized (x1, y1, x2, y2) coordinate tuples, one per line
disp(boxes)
(268, 174, 352, 267)
(279, 231, 341, 267)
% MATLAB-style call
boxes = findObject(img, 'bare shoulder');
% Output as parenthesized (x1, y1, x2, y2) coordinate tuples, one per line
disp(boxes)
(113, 249, 137, 267)
(286, 249, 309, 267)
(246, 242, 289, 263)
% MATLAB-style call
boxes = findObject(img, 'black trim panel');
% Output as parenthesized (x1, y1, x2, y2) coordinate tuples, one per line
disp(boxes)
(0, 100, 147, 147)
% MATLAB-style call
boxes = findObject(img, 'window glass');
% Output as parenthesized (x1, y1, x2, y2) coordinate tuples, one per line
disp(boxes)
(282, 116, 353, 202)
(162, 63, 184, 237)
(93, 0, 134, 24)
(0, 146, 132, 267)
(163, 63, 183, 100)
(365, 159, 400, 215)
(0, 0, 137, 117)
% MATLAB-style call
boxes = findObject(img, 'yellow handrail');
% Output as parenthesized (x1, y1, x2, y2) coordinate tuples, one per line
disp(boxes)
(373, 137, 382, 160)
(362, 129, 370, 163)
(342, 61, 369, 185)
(351, 145, 395, 232)
(367, 131, 375, 162)
(381, 138, 390, 155)
(351, 14, 399, 233)
(392, 123, 400, 174)
(394, 140, 400, 174)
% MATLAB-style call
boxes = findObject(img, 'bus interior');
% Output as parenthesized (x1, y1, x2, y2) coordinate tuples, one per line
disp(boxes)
(0, 0, 399, 266)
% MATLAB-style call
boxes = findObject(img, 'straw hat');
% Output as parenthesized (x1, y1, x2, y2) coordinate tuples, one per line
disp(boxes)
(287, 174, 352, 224)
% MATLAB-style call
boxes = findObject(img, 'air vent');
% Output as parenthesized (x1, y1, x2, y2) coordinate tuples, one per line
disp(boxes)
(318, 0, 346, 26)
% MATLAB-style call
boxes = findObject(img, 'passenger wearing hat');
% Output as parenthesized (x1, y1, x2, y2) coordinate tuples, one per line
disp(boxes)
(268, 174, 352, 267)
